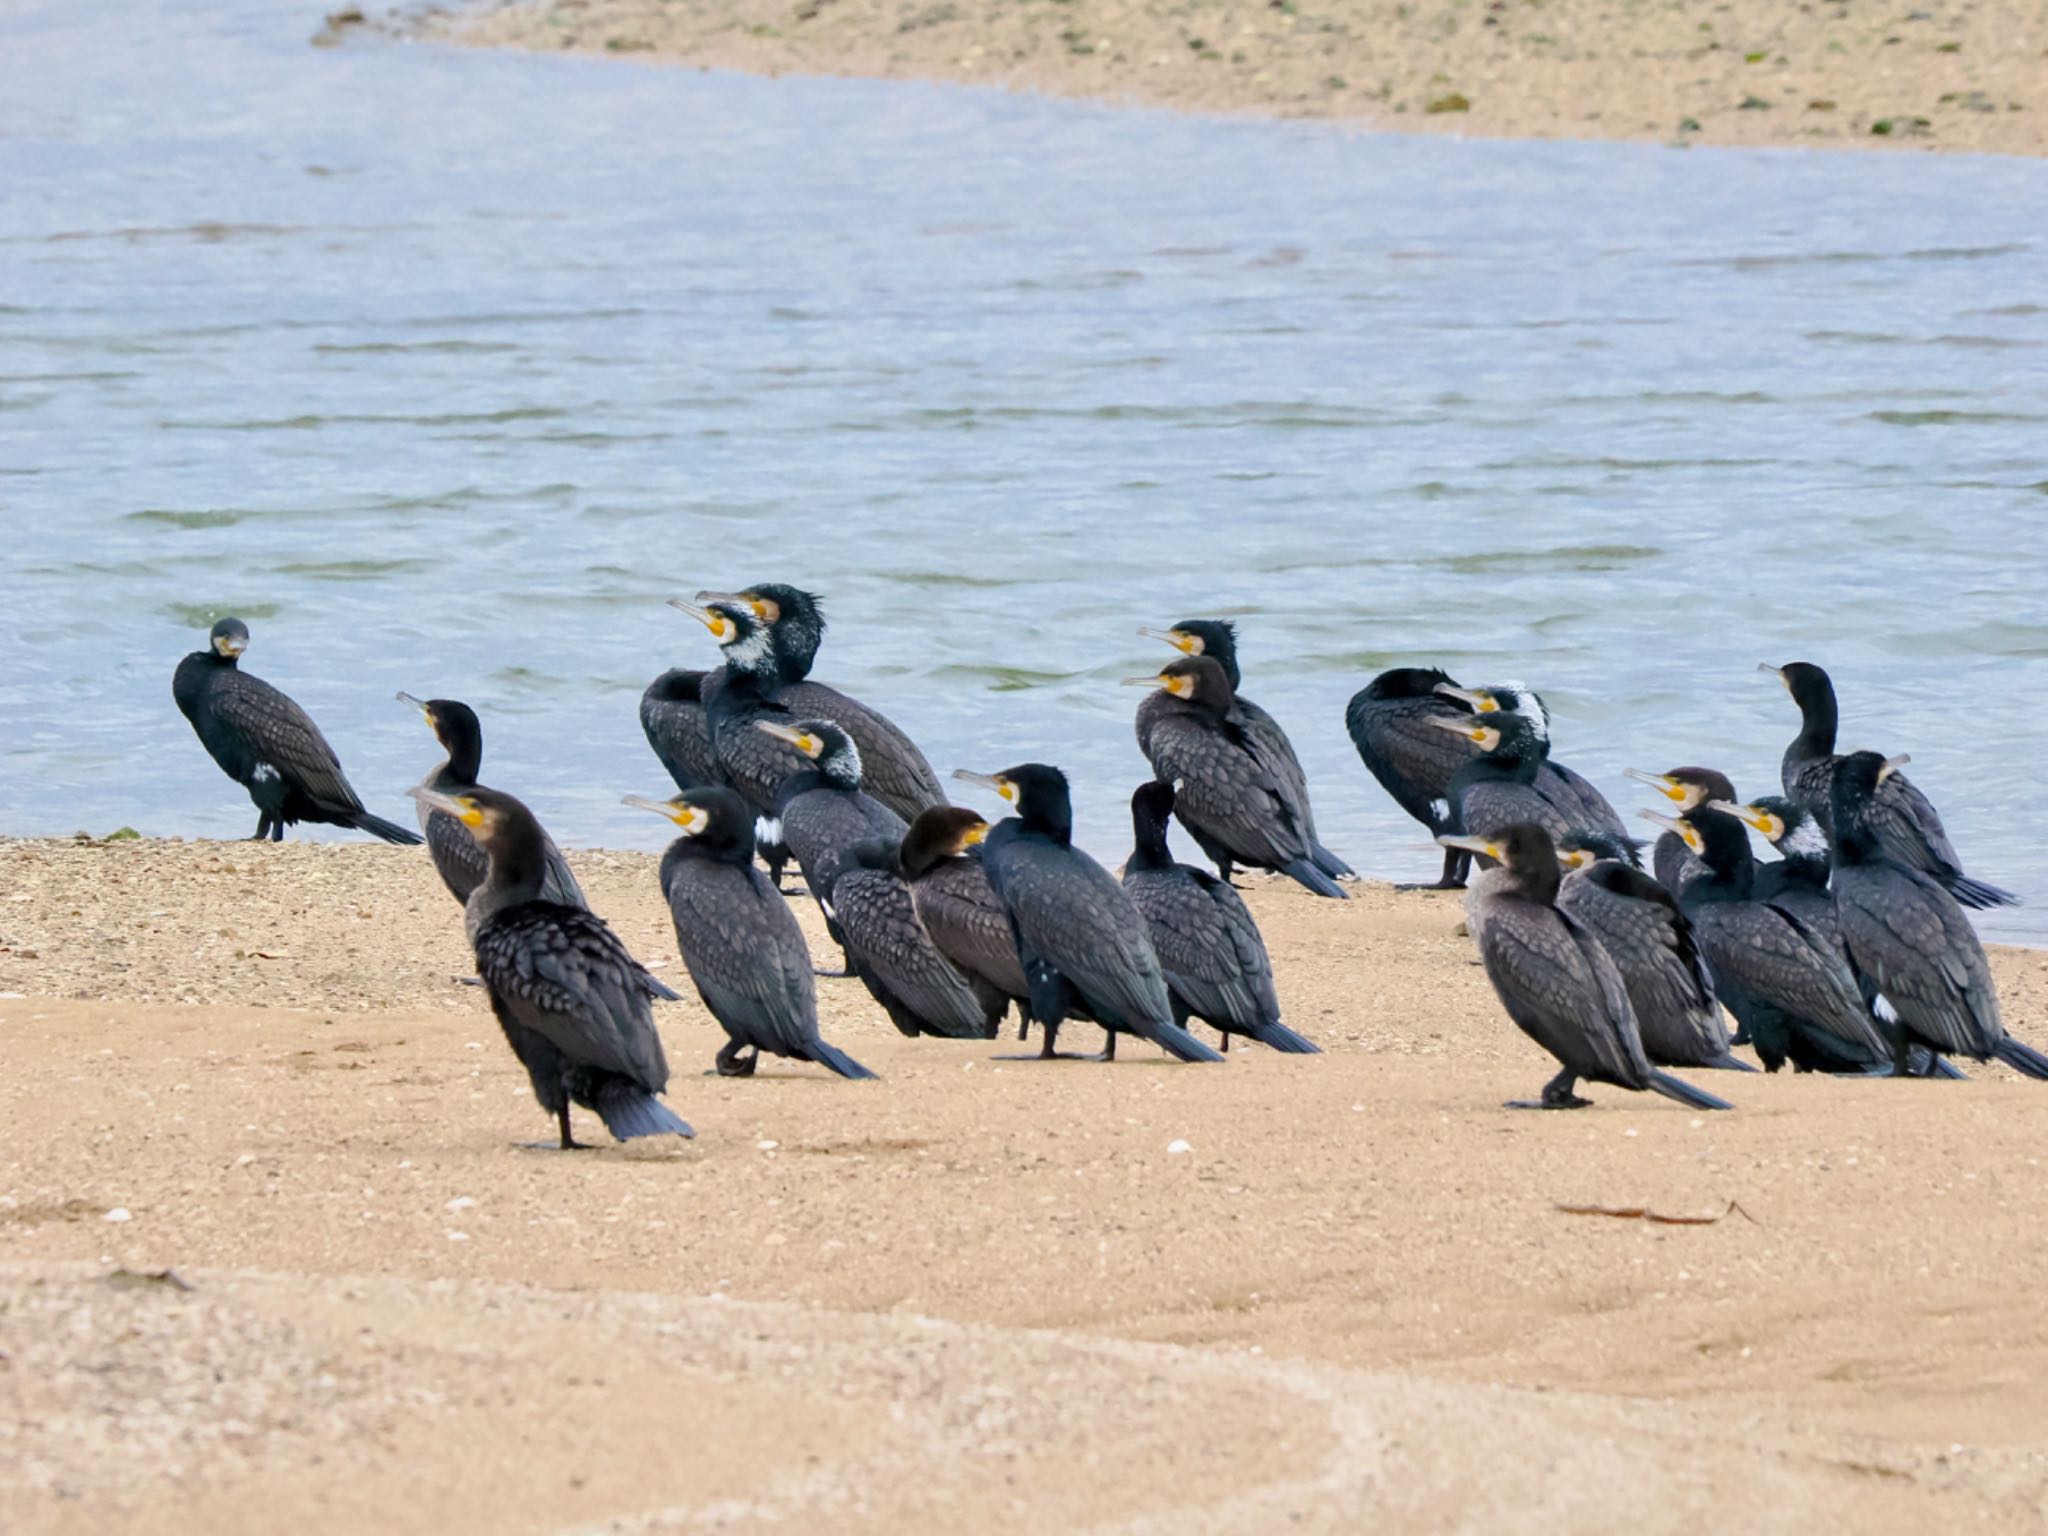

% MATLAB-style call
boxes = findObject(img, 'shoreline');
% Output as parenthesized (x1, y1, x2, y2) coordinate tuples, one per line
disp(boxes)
(388, 0, 2048, 157)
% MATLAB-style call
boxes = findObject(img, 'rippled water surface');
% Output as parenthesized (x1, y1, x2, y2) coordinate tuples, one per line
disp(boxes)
(5, 0, 2045, 940)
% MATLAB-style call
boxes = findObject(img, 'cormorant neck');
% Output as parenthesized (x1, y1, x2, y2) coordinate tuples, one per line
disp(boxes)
(1512, 862, 1562, 906)
(1127, 813, 1173, 871)
(466, 835, 548, 931)
(1792, 681, 1838, 759)
(441, 733, 481, 785)
(1021, 805, 1073, 845)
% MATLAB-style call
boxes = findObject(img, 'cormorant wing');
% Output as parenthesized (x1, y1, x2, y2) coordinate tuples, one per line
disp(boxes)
(780, 789, 907, 908)
(706, 694, 810, 815)
(425, 806, 489, 904)
(1450, 775, 1565, 843)
(1534, 760, 1632, 845)
(1691, 900, 1886, 1058)
(986, 838, 1173, 1030)
(772, 679, 946, 821)
(1145, 711, 1309, 868)
(1869, 771, 1964, 880)
(475, 903, 669, 1091)
(1483, 904, 1646, 1085)
(1233, 695, 1313, 825)
(832, 866, 991, 1038)
(1834, 864, 1998, 1056)
(640, 670, 722, 792)
(1124, 865, 1275, 1025)
(910, 857, 1031, 1000)
(665, 863, 821, 1055)
(209, 671, 364, 813)
(1569, 867, 1715, 1018)
(1344, 693, 1476, 828)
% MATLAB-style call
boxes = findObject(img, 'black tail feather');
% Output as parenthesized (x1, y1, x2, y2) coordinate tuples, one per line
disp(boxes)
(1280, 859, 1348, 900)
(1700, 1052, 1759, 1073)
(809, 1038, 879, 1080)
(640, 973, 683, 1003)
(1310, 841, 1356, 880)
(591, 1082, 694, 1140)
(1947, 873, 2020, 910)
(1647, 1070, 1734, 1111)
(1994, 1037, 2048, 1080)
(349, 809, 424, 846)
(1148, 1020, 1225, 1063)
(1245, 1019, 1323, 1054)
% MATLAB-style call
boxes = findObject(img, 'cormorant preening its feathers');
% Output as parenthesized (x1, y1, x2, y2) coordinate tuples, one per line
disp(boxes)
(1127, 656, 1346, 899)
(1344, 666, 1478, 887)
(640, 668, 720, 795)
(1436, 824, 1731, 1111)
(953, 763, 1222, 1063)
(409, 784, 690, 1148)
(626, 785, 876, 1080)
(174, 617, 420, 845)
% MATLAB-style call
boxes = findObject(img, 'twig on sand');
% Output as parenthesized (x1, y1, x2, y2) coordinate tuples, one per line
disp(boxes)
(1555, 1200, 1758, 1226)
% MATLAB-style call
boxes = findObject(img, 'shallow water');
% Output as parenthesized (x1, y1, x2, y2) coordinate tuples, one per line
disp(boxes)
(3, 1, 2044, 942)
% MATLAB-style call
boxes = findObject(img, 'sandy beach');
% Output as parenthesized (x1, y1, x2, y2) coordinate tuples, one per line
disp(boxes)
(5, 834, 2048, 1530)
(397, 0, 2048, 155)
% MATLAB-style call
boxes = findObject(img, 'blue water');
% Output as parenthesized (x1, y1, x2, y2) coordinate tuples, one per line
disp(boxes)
(3, 0, 2045, 941)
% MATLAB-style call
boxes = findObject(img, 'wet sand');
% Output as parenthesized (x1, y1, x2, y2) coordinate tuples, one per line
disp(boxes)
(5, 835, 2048, 1530)
(398, 0, 2048, 155)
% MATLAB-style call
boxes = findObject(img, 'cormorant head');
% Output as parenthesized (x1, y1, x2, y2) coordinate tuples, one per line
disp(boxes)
(1706, 795, 1829, 860)
(208, 617, 250, 660)
(754, 717, 861, 788)
(397, 692, 482, 774)
(952, 763, 1073, 843)
(697, 584, 824, 679)
(623, 784, 755, 862)
(1624, 765, 1737, 812)
(1640, 802, 1753, 878)
(1759, 660, 1837, 716)
(408, 783, 539, 853)
(1124, 655, 1234, 714)
(1128, 779, 1179, 865)
(1434, 680, 1551, 740)
(1828, 750, 1909, 855)
(669, 596, 776, 676)
(900, 807, 988, 880)
(1364, 666, 1458, 702)
(1138, 620, 1242, 687)
(1425, 707, 1538, 759)
(1438, 823, 1562, 899)
(1555, 829, 1636, 871)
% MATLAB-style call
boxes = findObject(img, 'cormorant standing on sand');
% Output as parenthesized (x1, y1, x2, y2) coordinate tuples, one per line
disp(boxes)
(174, 618, 420, 844)
(755, 718, 907, 970)
(899, 807, 1038, 1040)
(409, 785, 691, 1148)
(1344, 665, 1478, 887)
(625, 786, 875, 1080)
(1137, 620, 1351, 883)
(1435, 824, 1730, 1111)
(1123, 780, 1319, 1054)
(1764, 661, 2015, 909)
(830, 838, 1000, 1039)
(1127, 656, 1346, 898)
(953, 763, 1222, 1063)
(1829, 752, 2047, 1079)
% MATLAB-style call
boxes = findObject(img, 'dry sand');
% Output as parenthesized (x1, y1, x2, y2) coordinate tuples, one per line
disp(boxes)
(391, 0, 2048, 155)
(5, 834, 2048, 1531)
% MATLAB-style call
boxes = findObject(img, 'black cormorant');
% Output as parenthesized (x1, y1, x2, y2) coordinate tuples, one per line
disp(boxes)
(1434, 681, 1636, 856)
(1344, 665, 1480, 887)
(756, 718, 907, 967)
(399, 692, 586, 910)
(1554, 830, 1750, 1071)
(1430, 709, 1600, 861)
(1435, 824, 1730, 1110)
(1764, 661, 2015, 909)
(829, 838, 1001, 1039)
(624, 786, 875, 1079)
(409, 784, 691, 1147)
(1126, 656, 1346, 898)
(1624, 766, 1736, 896)
(1137, 620, 1351, 883)
(1829, 752, 2046, 1078)
(1706, 795, 1837, 942)
(1122, 780, 1319, 1054)
(693, 584, 947, 822)
(174, 618, 420, 845)
(640, 668, 721, 794)
(899, 807, 1037, 1039)
(952, 764, 1222, 1063)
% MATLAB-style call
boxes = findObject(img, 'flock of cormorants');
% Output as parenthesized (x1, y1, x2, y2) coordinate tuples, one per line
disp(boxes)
(171, 586, 2037, 1149)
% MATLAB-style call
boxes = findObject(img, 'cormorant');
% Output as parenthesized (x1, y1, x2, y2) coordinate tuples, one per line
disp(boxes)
(1435, 824, 1730, 1111)
(1430, 709, 1603, 862)
(693, 585, 947, 822)
(174, 618, 420, 845)
(1705, 795, 1837, 943)
(640, 668, 720, 794)
(899, 807, 1038, 1040)
(398, 692, 585, 910)
(1122, 780, 1319, 1054)
(624, 786, 875, 1080)
(829, 838, 1001, 1039)
(952, 764, 1222, 1063)
(1344, 665, 1480, 887)
(1126, 656, 1346, 898)
(1640, 803, 1906, 1075)
(409, 785, 691, 1148)
(756, 718, 907, 968)
(1137, 620, 1351, 883)
(1554, 830, 1750, 1071)
(1624, 766, 1736, 896)
(1764, 661, 2016, 909)
(1433, 681, 1636, 857)
(1829, 752, 2047, 1078)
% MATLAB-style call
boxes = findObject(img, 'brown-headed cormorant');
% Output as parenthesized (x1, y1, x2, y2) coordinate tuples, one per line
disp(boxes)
(830, 837, 1002, 1039)
(1435, 824, 1730, 1110)
(900, 807, 1038, 1040)
(410, 784, 691, 1147)
(953, 764, 1222, 1062)
(174, 618, 420, 845)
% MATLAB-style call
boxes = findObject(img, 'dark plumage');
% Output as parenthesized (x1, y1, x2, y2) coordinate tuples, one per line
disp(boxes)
(694, 584, 947, 823)
(640, 668, 720, 794)
(1830, 752, 2045, 1079)
(758, 718, 907, 962)
(900, 808, 1036, 1035)
(1128, 656, 1345, 898)
(1554, 831, 1748, 1071)
(411, 784, 690, 1148)
(1344, 666, 1477, 887)
(1625, 766, 1737, 897)
(831, 838, 1001, 1039)
(1137, 621, 1350, 883)
(1433, 710, 1582, 857)
(1122, 781, 1319, 1054)
(1766, 661, 2015, 909)
(627, 786, 875, 1080)
(1436, 682, 1636, 859)
(399, 693, 586, 910)
(1438, 824, 1730, 1111)
(173, 618, 420, 845)
(953, 764, 1222, 1063)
